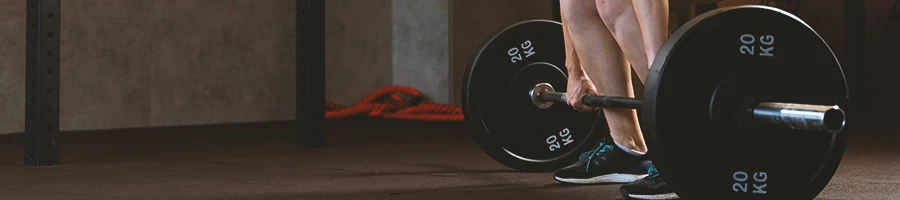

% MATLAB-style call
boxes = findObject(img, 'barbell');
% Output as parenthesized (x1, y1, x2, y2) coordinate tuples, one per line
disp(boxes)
(531, 83, 845, 133)
(461, 5, 850, 200)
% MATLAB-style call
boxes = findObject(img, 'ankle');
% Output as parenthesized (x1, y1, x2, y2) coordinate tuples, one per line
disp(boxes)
(613, 140, 647, 156)
(610, 135, 647, 152)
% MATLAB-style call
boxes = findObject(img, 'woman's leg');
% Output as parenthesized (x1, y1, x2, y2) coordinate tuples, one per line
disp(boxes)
(560, 0, 646, 154)
(595, 0, 649, 84)
(590, 0, 672, 154)
(553, 0, 651, 185)
(630, 0, 670, 67)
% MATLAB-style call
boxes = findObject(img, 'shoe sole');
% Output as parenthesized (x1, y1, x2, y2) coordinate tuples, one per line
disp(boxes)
(624, 193, 679, 200)
(620, 188, 679, 200)
(554, 174, 648, 184)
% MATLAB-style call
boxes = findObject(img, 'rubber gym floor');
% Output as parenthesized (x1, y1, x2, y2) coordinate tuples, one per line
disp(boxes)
(0, 115, 897, 200)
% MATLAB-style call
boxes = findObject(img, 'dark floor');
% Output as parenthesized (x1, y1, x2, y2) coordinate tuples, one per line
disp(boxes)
(0, 116, 898, 200)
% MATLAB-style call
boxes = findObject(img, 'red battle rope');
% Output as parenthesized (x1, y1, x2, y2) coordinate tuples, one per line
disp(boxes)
(325, 86, 465, 122)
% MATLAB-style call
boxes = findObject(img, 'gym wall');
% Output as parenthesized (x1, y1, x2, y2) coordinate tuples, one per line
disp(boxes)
(0, 0, 298, 134)
(449, 0, 554, 106)
(861, 0, 900, 115)
(0, 0, 453, 134)
(0, 0, 892, 134)
(324, 0, 393, 106)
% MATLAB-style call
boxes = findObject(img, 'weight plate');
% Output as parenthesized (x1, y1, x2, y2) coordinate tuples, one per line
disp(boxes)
(462, 20, 607, 172)
(643, 6, 850, 199)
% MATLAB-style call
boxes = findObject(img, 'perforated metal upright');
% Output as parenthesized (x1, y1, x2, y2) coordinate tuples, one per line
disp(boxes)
(297, 0, 326, 148)
(25, 0, 61, 166)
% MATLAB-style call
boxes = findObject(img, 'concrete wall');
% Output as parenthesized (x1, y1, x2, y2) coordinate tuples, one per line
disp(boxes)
(325, 0, 393, 106)
(0, 0, 448, 134)
(329, 0, 453, 106)
(449, 0, 554, 105)
(1, 0, 298, 134)
(0, 1, 26, 134)
(393, 0, 451, 104)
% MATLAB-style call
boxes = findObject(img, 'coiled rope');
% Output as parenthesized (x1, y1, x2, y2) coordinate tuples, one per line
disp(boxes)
(325, 86, 464, 122)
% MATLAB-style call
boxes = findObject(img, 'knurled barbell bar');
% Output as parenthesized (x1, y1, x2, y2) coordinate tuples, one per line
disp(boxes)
(530, 82, 845, 134)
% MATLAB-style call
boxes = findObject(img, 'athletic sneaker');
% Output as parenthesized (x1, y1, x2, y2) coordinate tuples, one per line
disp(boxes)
(552, 138, 650, 184)
(620, 165, 679, 200)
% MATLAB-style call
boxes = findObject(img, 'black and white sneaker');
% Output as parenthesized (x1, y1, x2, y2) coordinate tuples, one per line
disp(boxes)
(620, 165, 679, 200)
(552, 138, 650, 184)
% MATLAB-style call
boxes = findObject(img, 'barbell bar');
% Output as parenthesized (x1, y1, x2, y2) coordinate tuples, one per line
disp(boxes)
(529, 82, 846, 134)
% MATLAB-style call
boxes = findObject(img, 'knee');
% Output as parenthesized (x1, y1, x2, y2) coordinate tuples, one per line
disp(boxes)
(559, 0, 595, 24)
(594, 0, 625, 24)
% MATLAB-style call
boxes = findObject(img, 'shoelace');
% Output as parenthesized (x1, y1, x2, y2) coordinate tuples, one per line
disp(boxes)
(577, 142, 614, 172)
(647, 165, 660, 178)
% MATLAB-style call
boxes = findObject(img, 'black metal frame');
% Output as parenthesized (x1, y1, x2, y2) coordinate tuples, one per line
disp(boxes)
(297, 0, 326, 148)
(25, 0, 61, 166)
